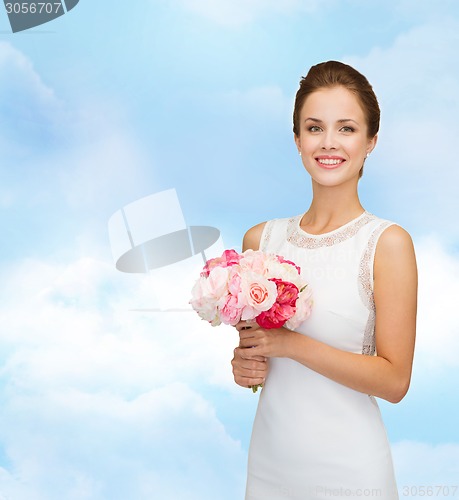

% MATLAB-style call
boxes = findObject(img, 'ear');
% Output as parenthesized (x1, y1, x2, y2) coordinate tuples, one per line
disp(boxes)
(367, 134, 378, 155)
(294, 134, 301, 153)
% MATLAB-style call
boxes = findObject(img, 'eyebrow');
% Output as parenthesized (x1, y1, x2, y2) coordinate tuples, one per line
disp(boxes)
(303, 117, 360, 124)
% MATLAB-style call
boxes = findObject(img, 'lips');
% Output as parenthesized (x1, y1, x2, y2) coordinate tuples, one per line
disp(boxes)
(315, 156, 346, 169)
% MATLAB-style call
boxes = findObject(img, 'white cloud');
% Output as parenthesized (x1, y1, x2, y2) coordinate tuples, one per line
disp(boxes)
(0, 384, 246, 500)
(0, 254, 240, 393)
(1, 235, 458, 497)
(0, 255, 248, 499)
(394, 0, 459, 22)
(411, 237, 459, 370)
(0, 42, 155, 263)
(393, 440, 459, 491)
(344, 19, 459, 237)
(0, 42, 63, 156)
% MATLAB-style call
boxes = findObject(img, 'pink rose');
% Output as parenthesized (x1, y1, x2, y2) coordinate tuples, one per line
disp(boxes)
(240, 271, 277, 320)
(201, 249, 241, 277)
(256, 279, 299, 329)
(250, 283, 268, 303)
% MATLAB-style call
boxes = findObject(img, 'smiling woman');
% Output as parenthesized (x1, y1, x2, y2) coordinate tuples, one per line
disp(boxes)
(293, 60, 380, 179)
(231, 61, 417, 500)
(295, 86, 376, 187)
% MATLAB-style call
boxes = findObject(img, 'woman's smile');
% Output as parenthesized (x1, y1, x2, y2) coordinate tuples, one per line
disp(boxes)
(315, 155, 346, 169)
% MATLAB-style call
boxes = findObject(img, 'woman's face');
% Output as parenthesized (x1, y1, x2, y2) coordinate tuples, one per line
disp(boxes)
(294, 86, 377, 188)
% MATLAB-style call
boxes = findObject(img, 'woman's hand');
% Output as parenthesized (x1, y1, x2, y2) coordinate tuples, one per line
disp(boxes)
(231, 321, 267, 388)
(231, 321, 299, 388)
(231, 346, 267, 389)
(237, 321, 296, 359)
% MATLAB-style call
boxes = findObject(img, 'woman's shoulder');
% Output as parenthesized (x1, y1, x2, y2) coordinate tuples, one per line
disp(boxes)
(363, 213, 411, 245)
(242, 215, 296, 251)
(373, 221, 417, 283)
(375, 224, 415, 260)
(367, 212, 414, 249)
(242, 221, 267, 251)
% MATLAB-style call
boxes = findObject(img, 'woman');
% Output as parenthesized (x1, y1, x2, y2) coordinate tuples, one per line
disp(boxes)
(232, 61, 417, 499)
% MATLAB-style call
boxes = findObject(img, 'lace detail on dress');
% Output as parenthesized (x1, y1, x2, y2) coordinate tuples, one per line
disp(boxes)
(260, 219, 275, 252)
(358, 221, 393, 355)
(362, 310, 376, 356)
(287, 212, 375, 249)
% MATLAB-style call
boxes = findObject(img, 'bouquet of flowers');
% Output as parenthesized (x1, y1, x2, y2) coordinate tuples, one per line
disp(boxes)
(190, 249, 313, 331)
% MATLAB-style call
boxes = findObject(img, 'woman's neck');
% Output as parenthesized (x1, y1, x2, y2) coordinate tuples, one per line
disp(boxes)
(300, 181, 364, 233)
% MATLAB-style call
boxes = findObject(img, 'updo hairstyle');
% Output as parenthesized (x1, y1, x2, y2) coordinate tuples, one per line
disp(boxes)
(293, 61, 380, 139)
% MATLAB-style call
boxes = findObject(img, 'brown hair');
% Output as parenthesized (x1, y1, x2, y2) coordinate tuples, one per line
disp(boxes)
(293, 61, 380, 139)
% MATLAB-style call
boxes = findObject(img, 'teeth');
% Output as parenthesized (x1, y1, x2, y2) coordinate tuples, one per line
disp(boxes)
(318, 158, 342, 165)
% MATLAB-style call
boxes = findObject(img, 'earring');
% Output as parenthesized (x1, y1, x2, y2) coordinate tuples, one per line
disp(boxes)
(298, 151, 302, 156)
(366, 152, 370, 158)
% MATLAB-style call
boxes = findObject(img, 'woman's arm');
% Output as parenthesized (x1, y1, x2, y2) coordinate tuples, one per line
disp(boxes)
(238, 225, 418, 403)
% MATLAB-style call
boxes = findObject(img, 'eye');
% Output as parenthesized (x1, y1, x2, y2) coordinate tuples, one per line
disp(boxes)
(308, 125, 322, 133)
(340, 126, 355, 133)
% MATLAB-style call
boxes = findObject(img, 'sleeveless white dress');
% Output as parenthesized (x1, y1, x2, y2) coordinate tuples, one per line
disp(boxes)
(245, 211, 399, 500)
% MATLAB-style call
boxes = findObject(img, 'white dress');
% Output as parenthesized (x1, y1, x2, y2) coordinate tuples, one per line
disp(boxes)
(245, 211, 399, 500)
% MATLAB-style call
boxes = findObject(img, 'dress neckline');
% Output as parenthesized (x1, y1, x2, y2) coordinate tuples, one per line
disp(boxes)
(297, 210, 369, 238)
(286, 210, 375, 249)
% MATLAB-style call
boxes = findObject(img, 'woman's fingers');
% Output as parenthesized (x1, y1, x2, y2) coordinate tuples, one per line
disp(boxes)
(235, 320, 259, 332)
(239, 337, 260, 349)
(231, 347, 267, 388)
(233, 347, 266, 368)
(239, 328, 265, 349)
(239, 328, 263, 342)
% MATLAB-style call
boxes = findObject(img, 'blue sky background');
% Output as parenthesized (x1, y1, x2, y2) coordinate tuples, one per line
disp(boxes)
(1, 0, 459, 498)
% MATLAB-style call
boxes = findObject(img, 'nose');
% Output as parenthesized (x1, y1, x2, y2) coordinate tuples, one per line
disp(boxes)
(321, 129, 338, 150)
